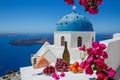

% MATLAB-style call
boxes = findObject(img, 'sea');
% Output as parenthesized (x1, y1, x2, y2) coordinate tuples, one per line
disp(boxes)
(0, 33, 113, 76)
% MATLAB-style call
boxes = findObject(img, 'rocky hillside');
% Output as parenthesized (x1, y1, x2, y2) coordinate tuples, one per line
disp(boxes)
(0, 71, 21, 80)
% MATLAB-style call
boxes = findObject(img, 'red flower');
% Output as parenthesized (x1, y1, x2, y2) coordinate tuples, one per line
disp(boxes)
(86, 55, 94, 63)
(88, 6, 99, 14)
(97, 0, 103, 5)
(79, 41, 116, 79)
(64, 0, 103, 14)
(95, 58, 104, 67)
(79, 45, 86, 51)
(92, 41, 99, 48)
(60, 72, 65, 77)
(100, 63, 108, 69)
(79, 0, 87, 6)
(96, 71, 108, 80)
(92, 48, 98, 55)
(87, 48, 93, 54)
(108, 68, 116, 77)
(102, 51, 108, 59)
(80, 61, 90, 69)
(64, 0, 74, 5)
(99, 43, 106, 50)
(95, 57, 108, 69)
(85, 66, 93, 75)
(80, 61, 85, 68)
(86, 0, 93, 2)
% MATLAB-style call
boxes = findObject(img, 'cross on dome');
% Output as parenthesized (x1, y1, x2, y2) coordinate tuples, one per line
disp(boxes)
(72, 5, 77, 12)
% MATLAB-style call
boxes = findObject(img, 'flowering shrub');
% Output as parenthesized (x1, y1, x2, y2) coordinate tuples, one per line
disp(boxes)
(79, 42, 116, 80)
(64, 0, 103, 14)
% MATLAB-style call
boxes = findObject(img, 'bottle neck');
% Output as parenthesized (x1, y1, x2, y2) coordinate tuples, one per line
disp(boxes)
(64, 41, 67, 48)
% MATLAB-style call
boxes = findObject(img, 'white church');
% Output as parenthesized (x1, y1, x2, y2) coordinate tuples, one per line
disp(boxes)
(36, 9, 95, 63)
(20, 6, 120, 80)
(35, 7, 120, 74)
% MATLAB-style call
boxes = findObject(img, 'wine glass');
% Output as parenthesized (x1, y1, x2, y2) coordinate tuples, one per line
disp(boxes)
(80, 52, 85, 62)
(30, 54, 37, 76)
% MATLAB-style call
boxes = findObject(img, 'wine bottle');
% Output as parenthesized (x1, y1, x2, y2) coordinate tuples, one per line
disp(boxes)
(62, 41, 70, 65)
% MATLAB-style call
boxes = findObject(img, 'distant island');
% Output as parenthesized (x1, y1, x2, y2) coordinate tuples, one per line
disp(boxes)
(0, 33, 41, 37)
(9, 38, 53, 46)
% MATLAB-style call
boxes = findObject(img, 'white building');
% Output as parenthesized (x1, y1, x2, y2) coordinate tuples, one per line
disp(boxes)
(36, 9, 96, 63)
(36, 8, 120, 74)
(19, 6, 120, 80)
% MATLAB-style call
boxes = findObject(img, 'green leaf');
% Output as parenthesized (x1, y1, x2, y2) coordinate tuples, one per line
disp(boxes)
(93, 64, 98, 70)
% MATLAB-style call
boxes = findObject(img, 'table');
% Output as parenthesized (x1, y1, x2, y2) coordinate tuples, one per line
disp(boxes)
(20, 66, 97, 80)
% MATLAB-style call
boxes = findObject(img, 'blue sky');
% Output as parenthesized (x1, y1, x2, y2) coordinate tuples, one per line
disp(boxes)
(0, 0, 120, 33)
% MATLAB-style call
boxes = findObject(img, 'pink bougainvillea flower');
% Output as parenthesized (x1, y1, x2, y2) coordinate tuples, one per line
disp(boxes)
(86, 55, 94, 63)
(79, 45, 86, 51)
(88, 6, 99, 14)
(92, 48, 98, 55)
(95, 48, 104, 57)
(52, 73, 57, 78)
(79, 0, 86, 6)
(102, 51, 108, 59)
(101, 63, 108, 69)
(108, 68, 116, 77)
(96, 71, 103, 77)
(85, 66, 93, 75)
(92, 41, 99, 48)
(64, 0, 67, 2)
(97, 0, 103, 5)
(64, 0, 74, 5)
(96, 77, 107, 80)
(78, 41, 116, 79)
(60, 72, 65, 77)
(64, 0, 103, 14)
(80, 61, 85, 68)
(55, 75, 60, 80)
(94, 57, 108, 69)
(95, 57, 104, 68)
(86, 0, 93, 2)
(99, 43, 106, 50)
(96, 71, 108, 80)
(95, 57, 104, 63)
(80, 61, 89, 69)
(87, 48, 93, 54)
(79, 0, 84, 5)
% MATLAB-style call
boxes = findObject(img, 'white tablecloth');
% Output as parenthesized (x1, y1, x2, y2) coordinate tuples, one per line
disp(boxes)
(20, 66, 97, 80)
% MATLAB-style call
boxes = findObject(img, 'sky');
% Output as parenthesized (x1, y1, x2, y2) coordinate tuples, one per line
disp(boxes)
(0, 0, 120, 33)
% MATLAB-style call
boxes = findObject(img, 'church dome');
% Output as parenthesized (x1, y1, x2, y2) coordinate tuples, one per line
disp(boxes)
(56, 12, 93, 31)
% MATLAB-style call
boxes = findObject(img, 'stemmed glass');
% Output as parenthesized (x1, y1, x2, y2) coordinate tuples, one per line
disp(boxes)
(80, 52, 85, 62)
(30, 54, 37, 76)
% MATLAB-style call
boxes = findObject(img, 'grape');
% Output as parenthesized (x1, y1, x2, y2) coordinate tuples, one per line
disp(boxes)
(55, 58, 69, 72)
(43, 66, 55, 75)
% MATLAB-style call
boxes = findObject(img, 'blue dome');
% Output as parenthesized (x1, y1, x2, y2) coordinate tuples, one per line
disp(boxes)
(56, 12, 93, 31)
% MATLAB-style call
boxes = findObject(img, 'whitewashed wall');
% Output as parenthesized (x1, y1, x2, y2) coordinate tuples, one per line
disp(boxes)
(54, 31, 95, 48)
(54, 32, 71, 47)
(47, 45, 86, 63)
(113, 33, 120, 39)
(105, 40, 120, 70)
(71, 32, 95, 48)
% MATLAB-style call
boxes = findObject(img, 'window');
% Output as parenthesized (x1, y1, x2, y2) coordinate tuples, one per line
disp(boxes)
(92, 36, 94, 42)
(77, 36, 82, 47)
(61, 36, 65, 46)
